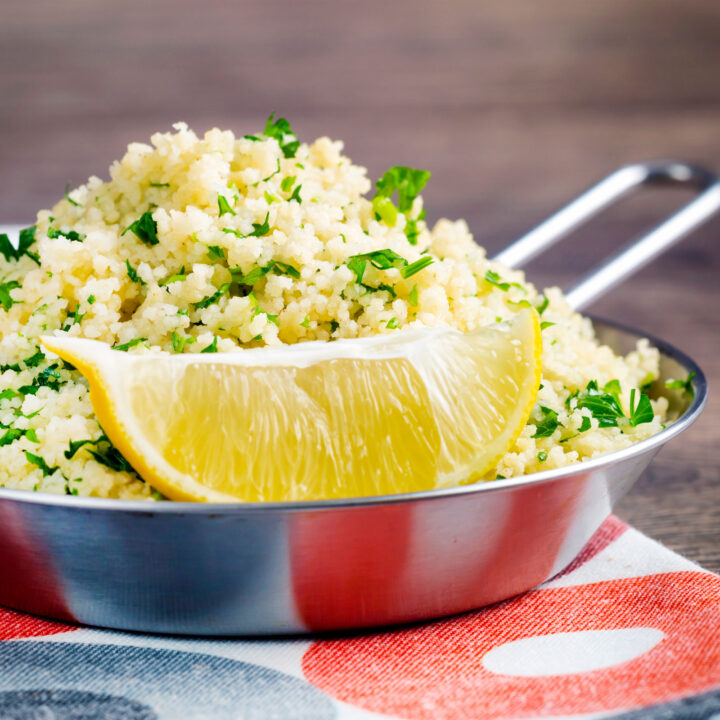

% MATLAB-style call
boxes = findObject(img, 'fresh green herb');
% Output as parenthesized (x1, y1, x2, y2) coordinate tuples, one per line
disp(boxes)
(126, 259, 147, 285)
(507, 299, 533, 310)
(201, 336, 218, 353)
(532, 406, 560, 438)
(0, 389, 18, 401)
(401, 256, 434, 279)
(372, 197, 398, 226)
(577, 380, 625, 428)
(346, 249, 407, 283)
(194, 283, 230, 310)
(64, 438, 96, 460)
(495, 474, 507, 480)
(263, 113, 300, 158)
(159, 267, 188, 286)
(537, 451, 548, 462)
(0, 226, 40, 265)
(23, 349, 45, 368)
(0, 428, 24, 446)
(25, 451, 58, 477)
(535, 295, 549, 315)
(48, 225, 86, 241)
(113, 337, 147, 352)
(0, 280, 20, 311)
(231, 260, 300, 285)
(280, 176, 296, 193)
(540, 321, 556, 331)
(629, 389, 654, 427)
(264, 191, 279, 204)
(330, 320, 340, 333)
(261, 159, 282, 183)
(122, 211, 159, 245)
(300, 315, 310, 328)
(149, 182, 170, 188)
(288, 184, 302, 203)
(374, 166, 431, 214)
(409, 284, 419, 307)
(404, 217, 420, 245)
(151, 490, 165, 501)
(244, 134, 261, 142)
(62, 306, 85, 329)
(0, 363, 21, 373)
(171, 331, 196, 353)
(64, 183, 81, 206)
(386, 317, 400, 329)
(87, 295, 96, 305)
(484, 270, 525, 293)
(87, 434, 135, 474)
(217, 194, 236, 217)
(665, 372, 696, 400)
(579, 416, 592, 432)
(25, 428, 39, 443)
(222, 212, 271, 239)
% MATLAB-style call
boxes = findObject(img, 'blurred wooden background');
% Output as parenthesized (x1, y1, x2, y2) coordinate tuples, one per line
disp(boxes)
(1, 0, 718, 569)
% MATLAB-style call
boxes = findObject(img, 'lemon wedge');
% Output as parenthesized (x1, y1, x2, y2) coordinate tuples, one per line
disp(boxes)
(41, 309, 541, 502)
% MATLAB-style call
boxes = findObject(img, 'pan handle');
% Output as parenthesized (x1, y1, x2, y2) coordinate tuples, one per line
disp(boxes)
(493, 161, 720, 311)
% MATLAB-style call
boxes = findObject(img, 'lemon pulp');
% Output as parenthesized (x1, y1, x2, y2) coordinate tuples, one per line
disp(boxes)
(41, 309, 541, 502)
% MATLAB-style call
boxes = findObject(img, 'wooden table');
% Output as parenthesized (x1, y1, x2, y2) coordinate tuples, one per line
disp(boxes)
(2, 0, 718, 569)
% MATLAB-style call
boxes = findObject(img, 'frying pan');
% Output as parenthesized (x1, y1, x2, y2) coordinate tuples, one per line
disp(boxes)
(0, 160, 716, 635)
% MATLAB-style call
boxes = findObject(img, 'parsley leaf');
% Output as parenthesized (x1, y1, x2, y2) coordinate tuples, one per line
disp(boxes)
(159, 266, 188, 286)
(201, 336, 218, 353)
(47, 226, 85, 242)
(346, 249, 407, 283)
(25, 451, 59, 477)
(0, 280, 20, 311)
(408, 285, 419, 307)
(374, 166, 431, 213)
(386, 317, 400, 329)
(126, 259, 147, 285)
(401, 256, 434, 279)
(217, 194, 236, 217)
(537, 450, 548, 462)
(64, 183, 81, 206)
(629, 389, 654, 426)
(540, 321, 556, 331)
(280, 176, 296, 193)
(263, 113, 300, 158)
(171, 331, 196, 353)
(289, 184, 302, 203)
(87, 433, 135, 473)
(577, 380, 625, 428)
(122, 211, 159, 245)
(0, 226, 40, 265)
(222, 212, 271, 239)
(113, 337, 147, 352)
(0, 428, 24, 446)
(23, 349, 45, 368)
(484, 270, 526, 293)
(231, 260, 300, 285)
(665, 372, 696, 400)
(531, 406, 560, 438)
(194, 283, 230, 310)
(206, 245, 226, 261)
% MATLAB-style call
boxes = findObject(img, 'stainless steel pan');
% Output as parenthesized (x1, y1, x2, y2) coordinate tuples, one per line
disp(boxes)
(0, 161, 716, 635)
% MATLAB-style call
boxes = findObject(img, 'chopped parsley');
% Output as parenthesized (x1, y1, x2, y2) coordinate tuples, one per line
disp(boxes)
(576, 380, 625, 428)
(113, 337, 147, 352)
(484, 270, 526, 293)
(25, 451, 58, 477)
(280, 175, 296, 193)
(372, 166, 430, 242)
(87, 295, 95, 305)
(0, 389, 18, 401)
(0, 226, 40, 265)
(401, 256, 434, 279)
(579, 416, 592, 432)
(64, 183, 81, 206)
(231, 260, 300, 285)
(535, 295, 549, 315)
(25, 428, 39, 443)
(201, 336, 218, 353)
(222, 212, 271, 239)
(126, 259, 147, 285)
(531, 406, 560, 438)
(0, 428, 24, 446)
(149, 182, 170, 188)
(88, 434, 135, 473)
(194, 283, 230, 310)
(23, 349, 45, 368)
(263, 113, 300, 158)
(171, 331, 196, 353)
(665, 372, 696, 400)
(244, 134, 261, 142)
(386, 317, 400, 329)
(217, 194, 236, 217)
(122, 211, 159, 245)
(537, 451, 548, 462)
(629, 389, 654, 426)
(47, 226, 86, 242)
(300, 315, 310, 328)
(289, 184, 302, 203)
(260, 159, 282, 183)
(0, 280, 21, 311)
(159, 267, 188, 286)
(206, 245, 226, 261)
(540, 321, 556, 331)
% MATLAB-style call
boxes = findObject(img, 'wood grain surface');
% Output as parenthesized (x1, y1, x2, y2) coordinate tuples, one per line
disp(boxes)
(1, 0, 718, 569)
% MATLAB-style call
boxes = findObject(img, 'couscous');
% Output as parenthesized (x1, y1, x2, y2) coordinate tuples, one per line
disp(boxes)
(0, 117, 668, 500)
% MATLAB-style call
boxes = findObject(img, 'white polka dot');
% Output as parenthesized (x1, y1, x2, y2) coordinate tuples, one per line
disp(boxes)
(482, 628, 665, 677)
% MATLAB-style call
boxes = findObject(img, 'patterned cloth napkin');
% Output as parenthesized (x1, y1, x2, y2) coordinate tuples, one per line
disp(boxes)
(0, 515, 718, 719)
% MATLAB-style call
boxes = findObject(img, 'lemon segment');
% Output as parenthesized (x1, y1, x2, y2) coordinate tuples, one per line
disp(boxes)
(41, 309, 541, 502)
